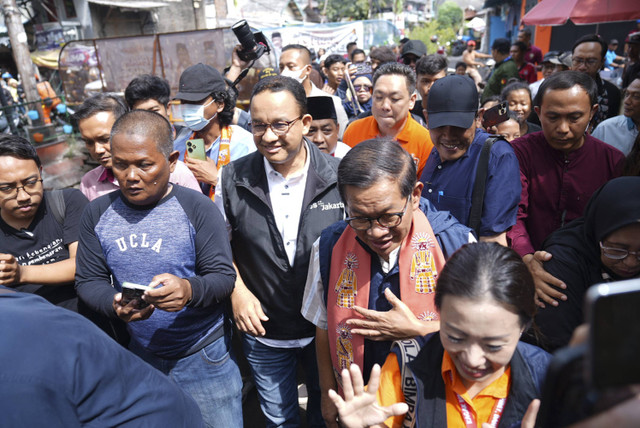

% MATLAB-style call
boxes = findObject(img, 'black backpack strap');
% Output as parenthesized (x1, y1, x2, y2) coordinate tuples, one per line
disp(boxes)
(469, 136, 500, 237)
(391, 338, 422, 428)
(48, 189, 66, 225)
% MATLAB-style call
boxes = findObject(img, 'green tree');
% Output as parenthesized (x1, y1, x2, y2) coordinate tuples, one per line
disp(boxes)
(436, 1, 463, 32)
(407, 20, 456, 55)
(321, 0, 369, 22)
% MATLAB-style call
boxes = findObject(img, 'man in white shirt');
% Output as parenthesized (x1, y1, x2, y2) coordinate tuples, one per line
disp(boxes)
(220, 76, 345, 427)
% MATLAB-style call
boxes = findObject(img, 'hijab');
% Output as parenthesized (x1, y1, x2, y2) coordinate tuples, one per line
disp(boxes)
(544, 176, 640, 279)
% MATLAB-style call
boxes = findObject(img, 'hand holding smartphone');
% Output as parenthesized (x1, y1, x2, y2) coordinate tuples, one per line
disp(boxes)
(121, 282, 155, 309)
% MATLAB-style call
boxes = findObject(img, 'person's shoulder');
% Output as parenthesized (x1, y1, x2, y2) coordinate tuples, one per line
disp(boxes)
(516, 341, 552, 374)
(602, 78, 621, 95)
(173, 184, 213, 206)
(585, 133, 625, 158)
(594, 114, 626, 129)
(224, 150, 263, 181)
(511, 131, 543, 149)
(80, 165, 104, 185)
(406, 115, 430, 136)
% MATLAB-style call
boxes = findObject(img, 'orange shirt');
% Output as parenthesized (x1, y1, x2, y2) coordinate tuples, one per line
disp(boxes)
(342, 114, 434, 178)
(377, 351, 511, 428)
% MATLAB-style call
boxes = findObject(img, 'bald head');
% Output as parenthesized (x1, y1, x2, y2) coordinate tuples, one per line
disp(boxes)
(110, 110, 174, 158)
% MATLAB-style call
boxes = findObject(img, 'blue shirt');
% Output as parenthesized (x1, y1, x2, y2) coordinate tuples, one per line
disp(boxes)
(0, 289, 203, 427)
(591, 115, 638, 156)
(76, 186, 236, 358)
(605, 49, 617, 68)
(420, 129, 521, 236)
(173, 124, 255, 163)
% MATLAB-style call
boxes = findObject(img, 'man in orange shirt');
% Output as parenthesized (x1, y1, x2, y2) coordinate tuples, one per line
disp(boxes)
(342, 63, 434, 178)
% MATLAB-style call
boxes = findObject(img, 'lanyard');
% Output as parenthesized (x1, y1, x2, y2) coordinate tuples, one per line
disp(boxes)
(449, 372, 506, 428)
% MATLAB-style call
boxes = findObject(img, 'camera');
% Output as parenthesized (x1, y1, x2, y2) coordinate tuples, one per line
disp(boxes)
(232, 20, 271, 62)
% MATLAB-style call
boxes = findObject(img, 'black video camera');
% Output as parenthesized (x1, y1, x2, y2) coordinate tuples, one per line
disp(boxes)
(232, 20, 270, 62)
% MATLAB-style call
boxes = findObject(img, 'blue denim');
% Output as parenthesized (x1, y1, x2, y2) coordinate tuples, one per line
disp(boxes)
(242, 334, 325, 428)
(130, 329, 243, 428)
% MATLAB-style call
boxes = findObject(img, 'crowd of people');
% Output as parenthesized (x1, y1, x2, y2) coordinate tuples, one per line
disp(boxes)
(1, 26, 639, 428)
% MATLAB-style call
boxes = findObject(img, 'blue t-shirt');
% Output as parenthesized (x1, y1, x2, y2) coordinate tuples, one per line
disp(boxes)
(76, 185, 236, 358)
(0, 289, 203, 427)
(420, 129, 521, 236)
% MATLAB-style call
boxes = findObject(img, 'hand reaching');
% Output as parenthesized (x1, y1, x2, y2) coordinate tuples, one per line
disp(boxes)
(328, 364, 408, 428)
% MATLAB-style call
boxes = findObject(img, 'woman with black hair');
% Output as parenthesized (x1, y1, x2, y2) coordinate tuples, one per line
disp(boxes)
(327, 242, 550, 428)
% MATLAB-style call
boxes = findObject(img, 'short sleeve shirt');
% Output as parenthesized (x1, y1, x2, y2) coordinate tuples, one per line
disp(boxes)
(419, 130, 521, 236)
(342, 114, 434, 178)
(0, 189, 88, 307)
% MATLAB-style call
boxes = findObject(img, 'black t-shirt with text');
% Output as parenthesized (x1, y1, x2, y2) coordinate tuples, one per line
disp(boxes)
(0, 189, 88, 309)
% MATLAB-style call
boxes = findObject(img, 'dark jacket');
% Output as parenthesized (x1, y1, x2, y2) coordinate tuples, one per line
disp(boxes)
(222, 141, 345, 340)
(406, 332, 550, 428)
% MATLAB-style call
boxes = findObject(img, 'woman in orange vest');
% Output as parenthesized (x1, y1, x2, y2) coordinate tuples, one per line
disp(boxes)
(328, 242, 550, 428)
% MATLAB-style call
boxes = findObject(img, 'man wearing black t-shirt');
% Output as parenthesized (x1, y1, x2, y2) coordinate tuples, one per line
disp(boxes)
(0, 135, 88, 311)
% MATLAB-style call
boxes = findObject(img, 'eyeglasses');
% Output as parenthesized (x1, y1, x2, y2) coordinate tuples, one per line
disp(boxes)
(346, 197, 410, 231)
(571, 57, 600, 67)
(599, 242, 640, 261)
(251, 117, 301, 137)
(0, 178, 43, 198)
(354, 85, 372, 92)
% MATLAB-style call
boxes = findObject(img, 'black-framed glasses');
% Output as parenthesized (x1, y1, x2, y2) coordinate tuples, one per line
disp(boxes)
(346, 197, 411, 231)
(0, 178, 43, 198)
(251, 117, 302, 137)
(599, 242, 640, 261)
(571, 57, 600, 66)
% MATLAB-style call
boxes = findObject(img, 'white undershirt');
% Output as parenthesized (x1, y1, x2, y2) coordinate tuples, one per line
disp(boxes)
(259, 143, 313, 349)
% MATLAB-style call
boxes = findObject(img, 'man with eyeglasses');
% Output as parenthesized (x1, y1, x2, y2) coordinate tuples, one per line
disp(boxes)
(571, 34, 621, 129)
(301, 139, 471, 427)
(0, 135, 88, 313)
(592, 76, 640, 155)
(220, 76, 345, 427)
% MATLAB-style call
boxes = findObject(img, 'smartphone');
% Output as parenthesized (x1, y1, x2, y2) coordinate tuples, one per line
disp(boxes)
(482, 101, 508, 128)
(585, 279, 640, 389)
(353, 62, 372, 75)
(186, 138, 207, 161)
(121, 281, 154, 309)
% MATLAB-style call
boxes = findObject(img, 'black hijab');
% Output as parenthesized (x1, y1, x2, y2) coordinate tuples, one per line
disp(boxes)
(535, 177, 640, 351)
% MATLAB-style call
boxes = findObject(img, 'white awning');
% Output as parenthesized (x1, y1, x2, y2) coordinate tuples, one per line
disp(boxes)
(87, 0, 171, 10)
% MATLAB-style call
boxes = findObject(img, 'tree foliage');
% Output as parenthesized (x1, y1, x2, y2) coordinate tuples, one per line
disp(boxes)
(407, 1, 462, 54)
(436, 1, 463, 31)
(321, 0, 370, 22)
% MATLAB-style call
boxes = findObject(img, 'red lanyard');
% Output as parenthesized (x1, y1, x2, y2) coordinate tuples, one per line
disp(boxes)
(449, 372, 506, 428)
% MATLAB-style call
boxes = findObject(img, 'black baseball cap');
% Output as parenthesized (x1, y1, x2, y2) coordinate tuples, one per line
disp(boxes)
(542, 51, 559, 64)
(175, 63, 226, 102)
(401, 40, 427, 58)
(427, 75, 478, 129)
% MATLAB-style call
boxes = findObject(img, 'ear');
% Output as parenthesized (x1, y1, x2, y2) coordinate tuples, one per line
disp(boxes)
(216, 101, 225, 114)
(302, 64, 312, 77)
(411, 182, 423, 210)
(589, 104, 599, 122)
(301, 113, 312, 134)
(168, 150, 179, 174)
(408, 92, 417, 110)
(534, 105, 540, 116)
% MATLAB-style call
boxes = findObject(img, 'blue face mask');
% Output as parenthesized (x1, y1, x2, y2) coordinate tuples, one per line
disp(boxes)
(181, 99, 217, 131)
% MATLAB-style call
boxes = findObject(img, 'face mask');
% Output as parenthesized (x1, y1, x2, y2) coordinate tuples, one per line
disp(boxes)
(280, 67, 307, 84)
(181, 99, 217, 131)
